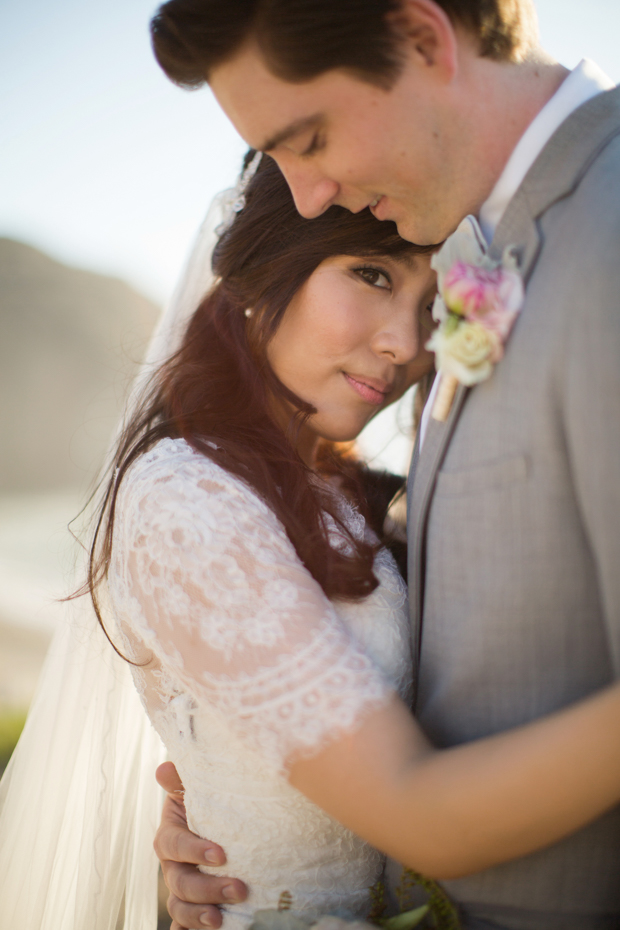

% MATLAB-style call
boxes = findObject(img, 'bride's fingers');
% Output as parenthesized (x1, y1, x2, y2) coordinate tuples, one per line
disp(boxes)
(156, 822, 226, 868)
(168, 894, 224, 929)
(155, 796, 226, 866)
(163, 859, 248, 906)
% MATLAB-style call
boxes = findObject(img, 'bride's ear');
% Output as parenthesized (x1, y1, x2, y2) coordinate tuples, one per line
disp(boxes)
(387, 0, 459, 81)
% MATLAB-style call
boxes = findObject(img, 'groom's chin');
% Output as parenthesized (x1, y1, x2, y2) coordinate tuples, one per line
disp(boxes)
(390, 212, 444, 248)
(388, 200, 464, 248)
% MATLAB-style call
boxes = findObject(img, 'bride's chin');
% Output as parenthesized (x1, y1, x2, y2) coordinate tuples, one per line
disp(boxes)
(305, 403, 378, 445)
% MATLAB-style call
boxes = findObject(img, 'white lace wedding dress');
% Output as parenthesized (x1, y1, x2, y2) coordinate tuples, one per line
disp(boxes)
(108, 438, 412, 930)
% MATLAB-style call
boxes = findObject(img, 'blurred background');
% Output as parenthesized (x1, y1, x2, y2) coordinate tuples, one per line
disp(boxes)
(1, 0, 619, 922)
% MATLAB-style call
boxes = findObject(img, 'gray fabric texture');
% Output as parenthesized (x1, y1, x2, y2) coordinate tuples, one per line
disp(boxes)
(458, 903, 620, 930)
(406, 85, 620, 925)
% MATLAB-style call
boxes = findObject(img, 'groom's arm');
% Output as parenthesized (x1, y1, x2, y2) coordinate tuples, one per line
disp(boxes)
(155, 762, 248, 930)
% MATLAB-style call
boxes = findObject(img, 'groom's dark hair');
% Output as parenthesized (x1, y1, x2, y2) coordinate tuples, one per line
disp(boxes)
(151, 0, 537, 91)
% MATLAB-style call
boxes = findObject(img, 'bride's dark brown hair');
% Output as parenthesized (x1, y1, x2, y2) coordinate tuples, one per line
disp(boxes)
(88, 153, 432, 630)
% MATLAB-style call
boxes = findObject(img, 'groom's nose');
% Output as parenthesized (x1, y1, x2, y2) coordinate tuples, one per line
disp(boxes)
(275, 158, 340, 218)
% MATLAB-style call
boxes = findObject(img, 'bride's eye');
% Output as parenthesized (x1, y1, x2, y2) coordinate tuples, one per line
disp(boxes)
(355, 266, 391, 289)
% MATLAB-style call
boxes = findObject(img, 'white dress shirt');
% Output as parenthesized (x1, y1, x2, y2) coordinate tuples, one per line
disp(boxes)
(418, 58, 614, 451)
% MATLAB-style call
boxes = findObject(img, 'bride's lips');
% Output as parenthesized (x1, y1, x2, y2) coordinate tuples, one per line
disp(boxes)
(343, 372, 391, 406)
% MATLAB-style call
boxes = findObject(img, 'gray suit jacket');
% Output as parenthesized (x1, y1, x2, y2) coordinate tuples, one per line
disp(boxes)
(407, 86, 620, 930)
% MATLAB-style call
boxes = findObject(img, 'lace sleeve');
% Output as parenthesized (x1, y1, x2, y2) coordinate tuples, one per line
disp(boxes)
(112, 440, 392, 773)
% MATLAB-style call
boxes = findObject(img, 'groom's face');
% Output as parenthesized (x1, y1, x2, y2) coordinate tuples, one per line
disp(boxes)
(211, 42, 474, 246)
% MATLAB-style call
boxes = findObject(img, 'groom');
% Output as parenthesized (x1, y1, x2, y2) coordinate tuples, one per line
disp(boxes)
(151, 1, 620, 927)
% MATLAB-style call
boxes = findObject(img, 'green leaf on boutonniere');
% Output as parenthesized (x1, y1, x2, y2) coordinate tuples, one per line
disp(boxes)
(378, 904, 430, 930)
(443, 314, 460, 336)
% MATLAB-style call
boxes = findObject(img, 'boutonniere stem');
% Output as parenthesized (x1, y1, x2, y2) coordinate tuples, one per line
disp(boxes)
(431, 373, 459, 423)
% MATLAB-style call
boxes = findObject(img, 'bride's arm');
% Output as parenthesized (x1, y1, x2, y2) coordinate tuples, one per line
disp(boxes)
(288, 684, 620, 879)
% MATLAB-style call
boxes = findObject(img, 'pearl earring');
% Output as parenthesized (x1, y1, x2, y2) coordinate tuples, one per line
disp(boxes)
(244, 308, 253, 318)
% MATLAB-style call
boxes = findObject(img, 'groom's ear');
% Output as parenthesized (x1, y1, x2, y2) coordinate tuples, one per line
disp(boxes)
(388, 0, 459, 81)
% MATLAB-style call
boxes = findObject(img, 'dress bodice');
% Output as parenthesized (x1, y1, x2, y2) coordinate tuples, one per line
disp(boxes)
(108, 438, 411, 929)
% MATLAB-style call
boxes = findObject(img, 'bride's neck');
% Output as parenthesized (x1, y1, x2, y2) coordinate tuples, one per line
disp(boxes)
(269, 396, 321, 470)
(295, 426, 320, 470)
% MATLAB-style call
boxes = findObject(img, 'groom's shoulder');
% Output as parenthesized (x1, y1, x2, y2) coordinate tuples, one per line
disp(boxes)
(542, 88, 620, 239)
(537, 112, 620, 289)
(521, 103, 620, 336)
(558, 132, 620, 256)
(571, 124, 620, 218)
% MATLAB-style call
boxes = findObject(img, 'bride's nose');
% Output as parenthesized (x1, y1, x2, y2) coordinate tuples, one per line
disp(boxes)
(370, 309, 419, 365)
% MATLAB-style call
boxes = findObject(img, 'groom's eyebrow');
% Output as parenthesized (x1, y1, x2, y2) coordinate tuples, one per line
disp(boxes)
(260, 114, 323, 153)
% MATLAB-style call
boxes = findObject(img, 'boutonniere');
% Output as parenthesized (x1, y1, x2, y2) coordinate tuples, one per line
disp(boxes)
(426, 216, 524, 421)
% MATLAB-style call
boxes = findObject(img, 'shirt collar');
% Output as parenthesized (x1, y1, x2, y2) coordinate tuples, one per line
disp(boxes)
(478, 59, 615, 243)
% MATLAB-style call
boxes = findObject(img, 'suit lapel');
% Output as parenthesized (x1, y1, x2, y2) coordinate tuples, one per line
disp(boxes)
(487, 193, 542, 284)
(407, 382, 469, 699)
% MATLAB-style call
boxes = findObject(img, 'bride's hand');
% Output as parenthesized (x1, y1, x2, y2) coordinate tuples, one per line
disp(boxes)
(155, 762, 249, 930)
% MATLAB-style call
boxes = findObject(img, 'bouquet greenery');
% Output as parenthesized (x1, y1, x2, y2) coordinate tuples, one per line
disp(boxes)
(248, 870, 460, 930)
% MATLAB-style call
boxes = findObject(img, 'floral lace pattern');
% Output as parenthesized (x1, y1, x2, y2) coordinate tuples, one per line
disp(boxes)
(108, 439, 411, 929)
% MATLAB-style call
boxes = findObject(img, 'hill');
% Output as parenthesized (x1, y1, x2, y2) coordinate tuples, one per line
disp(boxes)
(0, 238, 160, 492)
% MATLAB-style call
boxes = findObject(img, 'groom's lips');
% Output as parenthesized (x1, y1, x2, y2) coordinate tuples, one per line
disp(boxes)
(343, 372, 391, 406)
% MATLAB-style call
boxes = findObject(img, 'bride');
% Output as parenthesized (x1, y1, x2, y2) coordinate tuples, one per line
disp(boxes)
(1, 152, 620, 930)
(98, 153, 620, 927)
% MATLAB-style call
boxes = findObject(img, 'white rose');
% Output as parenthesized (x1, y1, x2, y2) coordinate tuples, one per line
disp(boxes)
(427, 321, 501, 386)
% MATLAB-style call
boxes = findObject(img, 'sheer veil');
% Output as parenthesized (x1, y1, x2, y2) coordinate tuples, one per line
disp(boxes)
(0, 186, 239, 930)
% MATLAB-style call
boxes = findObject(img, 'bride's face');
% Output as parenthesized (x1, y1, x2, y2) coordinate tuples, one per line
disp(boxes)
(266, 251, 436, 464)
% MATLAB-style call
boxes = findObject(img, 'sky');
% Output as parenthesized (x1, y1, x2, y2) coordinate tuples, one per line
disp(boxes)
(1, 0, 620, 307)
(0, 0, 246, 304)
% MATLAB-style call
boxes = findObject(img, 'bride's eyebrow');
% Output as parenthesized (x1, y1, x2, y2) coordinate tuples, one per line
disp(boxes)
(361, 253, 419, 270)
(261, 114, 324, 153)
(394, 253, 420, 268)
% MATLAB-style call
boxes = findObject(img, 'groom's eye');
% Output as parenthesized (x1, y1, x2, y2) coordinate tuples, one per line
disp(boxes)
(300, 133, 324, 158)
(355, 266, 391, 289)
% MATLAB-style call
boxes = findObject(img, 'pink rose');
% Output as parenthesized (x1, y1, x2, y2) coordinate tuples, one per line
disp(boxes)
(443, 261, 523, 341)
